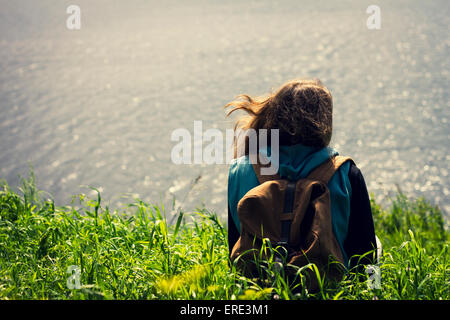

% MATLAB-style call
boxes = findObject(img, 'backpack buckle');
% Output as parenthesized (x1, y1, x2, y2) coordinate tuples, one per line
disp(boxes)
(274, 241, 289, 261)
(273, 241, 289, 274)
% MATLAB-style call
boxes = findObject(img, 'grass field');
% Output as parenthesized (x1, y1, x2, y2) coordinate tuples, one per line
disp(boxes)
(0, 173, 448, 300)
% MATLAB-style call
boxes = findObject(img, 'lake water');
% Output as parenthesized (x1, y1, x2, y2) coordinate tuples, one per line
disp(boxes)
(0, 0, 448, 220)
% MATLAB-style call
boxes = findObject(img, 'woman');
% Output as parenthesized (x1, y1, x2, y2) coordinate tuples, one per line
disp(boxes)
(225, 79, 377, 270)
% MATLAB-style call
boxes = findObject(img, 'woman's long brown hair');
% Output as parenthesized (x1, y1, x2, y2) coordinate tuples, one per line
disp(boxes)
(225, 79, 333, 158)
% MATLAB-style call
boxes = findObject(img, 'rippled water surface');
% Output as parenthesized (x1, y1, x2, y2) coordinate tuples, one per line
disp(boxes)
(0, 0, 448, 219)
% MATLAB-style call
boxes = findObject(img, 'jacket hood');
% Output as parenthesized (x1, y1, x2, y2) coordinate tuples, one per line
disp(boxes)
(262, 143, 338, 181)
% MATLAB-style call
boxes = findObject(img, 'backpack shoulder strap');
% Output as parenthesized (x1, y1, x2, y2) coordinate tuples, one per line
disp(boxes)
(249, 152, 282, 184)
(307, 156, 354, 184)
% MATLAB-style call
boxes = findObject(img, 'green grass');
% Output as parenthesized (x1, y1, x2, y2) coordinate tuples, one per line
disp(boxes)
(0, 173, 448, 300)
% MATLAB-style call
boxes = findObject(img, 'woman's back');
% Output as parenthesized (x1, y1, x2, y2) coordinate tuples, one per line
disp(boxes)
(225, 79, 377, 268)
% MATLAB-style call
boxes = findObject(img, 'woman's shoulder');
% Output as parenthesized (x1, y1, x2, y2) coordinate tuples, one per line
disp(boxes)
(348, 161, 359, 176)
(229, 155, 258, 181)
(228, 155, 260, 197)
(347, 161, 367, 187)
(229, 155, 252, 173)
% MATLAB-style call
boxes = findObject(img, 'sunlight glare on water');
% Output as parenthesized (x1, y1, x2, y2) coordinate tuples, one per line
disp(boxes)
(0, 0, 448, 219)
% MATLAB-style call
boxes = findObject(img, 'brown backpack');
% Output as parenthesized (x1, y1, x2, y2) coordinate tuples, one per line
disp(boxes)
(230, 155, 353, 292)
